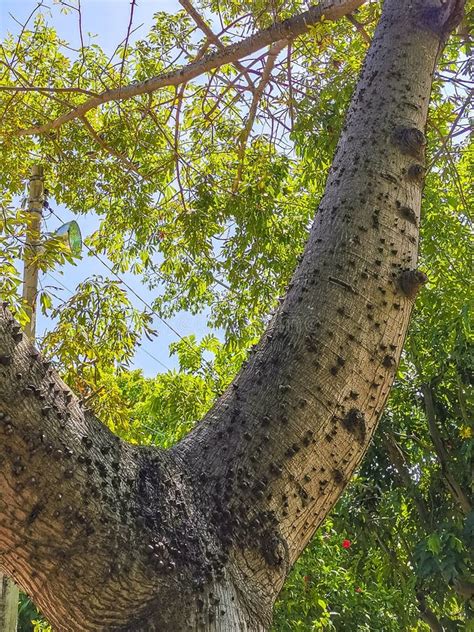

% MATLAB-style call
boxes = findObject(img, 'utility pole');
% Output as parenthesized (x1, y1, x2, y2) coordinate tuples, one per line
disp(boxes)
(0, 165, 44, 632)
(22, 164, 45, 338)
(0, 577, 19, 632)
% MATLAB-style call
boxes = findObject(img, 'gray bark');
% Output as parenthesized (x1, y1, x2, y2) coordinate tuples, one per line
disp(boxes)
(0, 0, 464, 630)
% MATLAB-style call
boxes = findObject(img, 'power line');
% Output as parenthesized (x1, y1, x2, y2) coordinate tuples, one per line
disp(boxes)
(47, 207, 218, 378)
(43, 270, 172, 373)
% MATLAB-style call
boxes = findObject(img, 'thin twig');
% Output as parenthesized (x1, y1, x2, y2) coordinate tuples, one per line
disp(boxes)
(8, 1, 45, 69)
(233, 40, 286, 191)
(173, 86, 188, 213)
(179, 0, 256, 92)
(77, 0, 87, 77)
(0, 85, 99, 97)
(427, 91, 472, 168)
(287, 43, 295, 128)
(120, 0, 137, 87)
(421, 383, 472, 515)
(80, 115, 145, 178)
(346, 13, 371, 44)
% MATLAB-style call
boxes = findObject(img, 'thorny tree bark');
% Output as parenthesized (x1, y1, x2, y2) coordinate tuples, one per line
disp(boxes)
(0, 0, 465, 630)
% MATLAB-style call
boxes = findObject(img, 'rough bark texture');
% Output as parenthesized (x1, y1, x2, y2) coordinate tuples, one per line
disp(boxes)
(0, 0, 464, 630)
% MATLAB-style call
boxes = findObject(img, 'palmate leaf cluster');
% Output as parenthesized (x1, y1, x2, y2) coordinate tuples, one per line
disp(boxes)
(0, 0, 472, 629)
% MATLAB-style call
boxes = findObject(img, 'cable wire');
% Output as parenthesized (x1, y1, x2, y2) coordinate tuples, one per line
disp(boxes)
(47, 206, 218, 377)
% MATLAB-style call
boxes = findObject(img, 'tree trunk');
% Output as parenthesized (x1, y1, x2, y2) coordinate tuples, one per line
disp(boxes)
(0, 0, 464, 630)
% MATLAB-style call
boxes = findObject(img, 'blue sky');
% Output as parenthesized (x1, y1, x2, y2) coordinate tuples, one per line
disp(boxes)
(1, 0, 214, 376)
(1, 1, 179, 56)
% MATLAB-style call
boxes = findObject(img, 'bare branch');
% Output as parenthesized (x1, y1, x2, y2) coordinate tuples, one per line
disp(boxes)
(119, 0, 137, 86)
(77, 0, 86, 76)
(5, 0, 366, 138)
(287, 43, 295, 128)
(427, 91, 472, 168)
(6, 1, 45, 69)
(173, 87, 189, 212)
(346, 13, 371, 43)
(233, 40, 287, 190)
(179, 0, 256, 91)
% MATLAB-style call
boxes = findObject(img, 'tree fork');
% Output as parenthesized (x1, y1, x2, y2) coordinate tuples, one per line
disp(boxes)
(0, 0, 465, 630)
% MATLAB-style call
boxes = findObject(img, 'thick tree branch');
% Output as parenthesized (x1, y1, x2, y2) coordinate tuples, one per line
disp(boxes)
(0, 307, 134, 597)
(5, 0, 366, 138)
(453, 579, 474, 600)
(416, 592, 444, 632)
(174, 0, 466, 614)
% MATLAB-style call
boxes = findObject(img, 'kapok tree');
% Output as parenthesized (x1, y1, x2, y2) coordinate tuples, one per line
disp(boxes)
(0, 0, 466, 630)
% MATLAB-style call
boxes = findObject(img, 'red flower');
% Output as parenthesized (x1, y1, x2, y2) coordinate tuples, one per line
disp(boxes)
(342, 539, 351, 549)
(355, 587, 362, 593)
